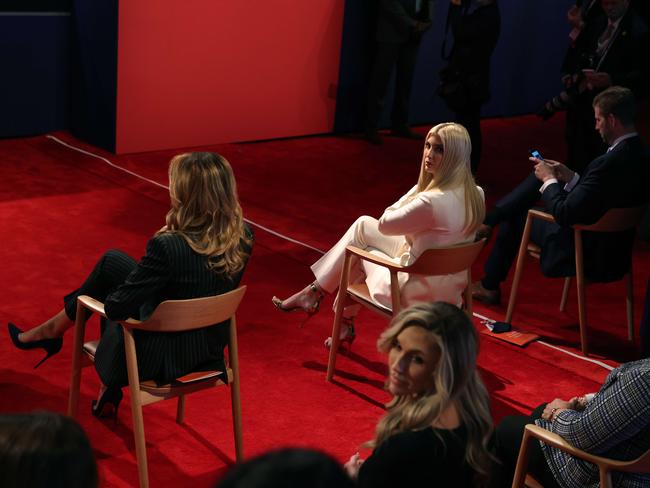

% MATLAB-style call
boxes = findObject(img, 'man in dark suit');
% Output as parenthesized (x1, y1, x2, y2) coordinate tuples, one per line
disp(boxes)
(564, 0, 649, 171)
(472, 86, 650, 304)
(364, 0, 435, 145)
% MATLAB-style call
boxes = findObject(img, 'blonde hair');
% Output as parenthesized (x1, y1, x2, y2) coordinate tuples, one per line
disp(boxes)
(159, 152, 251, 277)
(413, 123, 485, 234)
(370, 302, 496, 487)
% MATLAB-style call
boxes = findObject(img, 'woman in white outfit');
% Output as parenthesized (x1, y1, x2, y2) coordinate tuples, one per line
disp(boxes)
(272, 123, 485, 346)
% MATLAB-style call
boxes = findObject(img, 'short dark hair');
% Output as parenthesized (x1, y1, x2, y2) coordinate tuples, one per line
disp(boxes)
(593, 86, 637, 126)
(216, 448, 354, 488)
(0, 412, 98, 488)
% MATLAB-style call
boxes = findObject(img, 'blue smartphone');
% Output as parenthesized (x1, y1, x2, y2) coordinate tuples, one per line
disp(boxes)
(529, 149, 544, 161)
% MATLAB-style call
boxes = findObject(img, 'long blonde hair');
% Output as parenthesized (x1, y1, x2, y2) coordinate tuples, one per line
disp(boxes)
(413, 123, 485, 234)
(371, 302, 496, 487)
(159, 152, 251, 277)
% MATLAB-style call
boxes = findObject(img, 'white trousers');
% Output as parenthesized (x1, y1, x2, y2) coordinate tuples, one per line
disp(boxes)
(311, 216, 406, 315)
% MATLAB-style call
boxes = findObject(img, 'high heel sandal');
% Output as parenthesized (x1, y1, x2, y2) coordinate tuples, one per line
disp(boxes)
(324, 317, 356, 350)
(7, 323, 63, 369)
(91, 387, 123, 421)
(272, 283, 325, 326)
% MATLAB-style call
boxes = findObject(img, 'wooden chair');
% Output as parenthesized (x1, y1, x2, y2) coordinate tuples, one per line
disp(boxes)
(505, 207, 646, 355)
(512, 423, 650, 488)
(67, 286, 247, 488)
(325, 239, 486, 381)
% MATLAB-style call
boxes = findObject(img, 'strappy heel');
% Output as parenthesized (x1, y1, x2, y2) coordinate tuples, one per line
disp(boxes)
(324, 317, 356, 350)
(272, 283, 325, 326)
(7, 323, 63, 369)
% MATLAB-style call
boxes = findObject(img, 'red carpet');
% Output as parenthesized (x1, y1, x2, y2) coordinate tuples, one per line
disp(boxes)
(1, 114, 648, 487)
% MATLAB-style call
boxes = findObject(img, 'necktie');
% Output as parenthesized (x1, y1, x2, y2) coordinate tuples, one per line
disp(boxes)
(597, 21, 616, 56)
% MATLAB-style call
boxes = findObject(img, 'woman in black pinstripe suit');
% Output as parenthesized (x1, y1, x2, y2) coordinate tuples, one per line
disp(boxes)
(8, 152, 253, 418)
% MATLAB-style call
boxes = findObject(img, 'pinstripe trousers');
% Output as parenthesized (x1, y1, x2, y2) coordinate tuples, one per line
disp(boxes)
(63, 250, 184, 388)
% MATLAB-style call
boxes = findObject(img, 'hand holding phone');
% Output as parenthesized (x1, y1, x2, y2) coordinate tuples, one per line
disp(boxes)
(529, 149, 544, 161)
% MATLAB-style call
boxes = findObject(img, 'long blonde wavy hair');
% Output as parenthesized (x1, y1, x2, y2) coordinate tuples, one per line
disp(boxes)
(370, 302, 496, 487)
(411, 123, 485, 235)
(158, 152, 251, 277)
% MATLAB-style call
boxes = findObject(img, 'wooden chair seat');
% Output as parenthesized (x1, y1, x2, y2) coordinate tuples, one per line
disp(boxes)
(326, 239, 486, 381)
(346, 283, 392, 316)
(505, 207, 645, 355)
(68, 286, 247, 488)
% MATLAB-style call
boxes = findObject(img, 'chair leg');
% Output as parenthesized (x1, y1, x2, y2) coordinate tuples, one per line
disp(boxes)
(575, 232, 589, 356)
(465, 269, 473, 318)
(230, 376, 244, 462)
(124, 328, 149, 488)
(130, 386, 149, 488)
(506, 214, 534, 323)
(68, 301, 87, 418)
(176, 395, 186, 424)
(560, 277, 571, 312)
(326, 303, 346, 382)
(626, 272, 634, 341)
(599, 466, 613, 488)
(228, 316, 244, 462)
(326, 252, 353, 382)
(511, 428, 532, 488)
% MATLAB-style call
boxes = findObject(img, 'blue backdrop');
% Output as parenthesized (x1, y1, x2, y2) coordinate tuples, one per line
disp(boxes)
(334, 0, 575, 132)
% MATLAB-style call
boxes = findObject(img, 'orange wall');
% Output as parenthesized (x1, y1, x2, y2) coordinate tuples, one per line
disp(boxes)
(116, 1, 344, 154)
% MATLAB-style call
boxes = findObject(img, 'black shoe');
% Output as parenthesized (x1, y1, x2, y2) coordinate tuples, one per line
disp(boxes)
(389, 128, 423, 140)
(92, 387, 123, 420)
(470, 281, 501, 306)
(475, 224, 493, 242)
(363, 130, 383, 145)
(7, 323, 63, 369)
(536, 104, 556, 121)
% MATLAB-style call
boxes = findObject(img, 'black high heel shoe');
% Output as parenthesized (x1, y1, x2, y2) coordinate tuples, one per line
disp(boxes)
(7, 323, 63, 369)
(92, 387, 123, 421)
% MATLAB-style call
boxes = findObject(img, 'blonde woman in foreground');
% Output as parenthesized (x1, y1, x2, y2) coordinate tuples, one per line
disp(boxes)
(272, 123, 485, 347)
(8, 152, 253, 419)
(345, 302, 497, 487)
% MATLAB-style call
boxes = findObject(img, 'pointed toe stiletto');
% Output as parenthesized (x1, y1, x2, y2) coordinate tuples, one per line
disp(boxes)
(324, 318, 356, 350)
(92, 387, 123, 421)
(7, 323, 63, 369)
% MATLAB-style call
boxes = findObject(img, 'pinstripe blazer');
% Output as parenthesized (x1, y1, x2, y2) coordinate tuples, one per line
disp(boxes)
(98, 226, 253, 385)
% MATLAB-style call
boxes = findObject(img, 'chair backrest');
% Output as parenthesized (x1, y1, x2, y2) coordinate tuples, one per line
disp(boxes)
(574, 206, 647, 233)
(403, 239, 486, 275)
(125, 286, 247, 332)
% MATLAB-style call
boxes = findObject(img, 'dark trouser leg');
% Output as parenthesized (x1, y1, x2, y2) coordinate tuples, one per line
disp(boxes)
(494, 405, 562, 488)
(63, 249, 137, 321)
(641, 275, 650, 359)
(482, 208, 557, 291)
(485, 173, 541, 227)
(391, 39, 419, 130)
(455, 104, 482, 173)
(482, 209, 528, 290)
(94, 321, 164, 388)
(366, 42, 400, 131)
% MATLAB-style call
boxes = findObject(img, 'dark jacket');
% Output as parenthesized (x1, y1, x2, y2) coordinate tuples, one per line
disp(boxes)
(98, 226, 253, 386)
(376, 0, 435, 43)
(541, 136, 649, 282)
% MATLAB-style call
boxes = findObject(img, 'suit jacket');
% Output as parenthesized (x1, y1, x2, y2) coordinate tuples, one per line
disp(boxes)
(536, 359, 650, 488)
(540, 136, 649, 282)
(376, 0, 435, 43)
(573, 7, 650, 95)
(99, 226, 253, 385)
